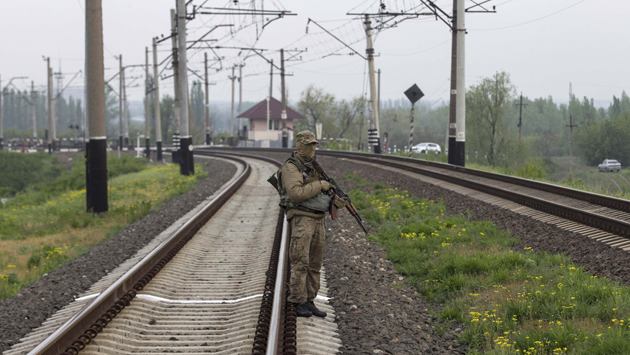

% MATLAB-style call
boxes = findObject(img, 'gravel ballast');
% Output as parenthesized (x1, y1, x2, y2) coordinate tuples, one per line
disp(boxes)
(241, 151, 630, 354)
(0, 157, 237, 352)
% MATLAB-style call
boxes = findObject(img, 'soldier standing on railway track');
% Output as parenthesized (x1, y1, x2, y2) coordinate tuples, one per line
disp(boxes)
(277, 131, 348, 318)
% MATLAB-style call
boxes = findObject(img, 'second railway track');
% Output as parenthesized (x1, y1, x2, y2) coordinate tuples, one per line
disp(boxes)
(205, 147, 630, 247)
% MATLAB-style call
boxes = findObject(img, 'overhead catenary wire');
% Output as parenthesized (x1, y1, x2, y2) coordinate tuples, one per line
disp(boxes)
(471, 0, 589, 31)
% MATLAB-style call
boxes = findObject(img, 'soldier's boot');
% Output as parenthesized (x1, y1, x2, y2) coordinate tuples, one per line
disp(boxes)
(294, 303, 313, 317)
(306, 301, 327, 318)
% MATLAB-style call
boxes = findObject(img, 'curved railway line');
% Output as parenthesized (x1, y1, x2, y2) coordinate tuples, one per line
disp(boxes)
(206, 147, 630, 251)
(6, 153, 341, 355)
(7, 147, 630, 355)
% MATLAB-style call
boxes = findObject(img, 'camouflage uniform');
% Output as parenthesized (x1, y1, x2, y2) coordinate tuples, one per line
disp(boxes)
(288, 216, 326, 303)
(281, 131, 330, 304)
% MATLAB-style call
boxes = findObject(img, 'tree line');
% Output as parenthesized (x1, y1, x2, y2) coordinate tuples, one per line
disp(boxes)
(2, 88, 83, 138)
(6, 71, 628, 171)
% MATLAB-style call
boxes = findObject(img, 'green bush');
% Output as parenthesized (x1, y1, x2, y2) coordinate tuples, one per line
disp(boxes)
(0, 152, 65, 196)
(515, 159, 547, 179)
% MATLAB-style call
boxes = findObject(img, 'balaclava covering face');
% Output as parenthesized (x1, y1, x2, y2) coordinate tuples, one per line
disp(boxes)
(296, 141, 316, 162)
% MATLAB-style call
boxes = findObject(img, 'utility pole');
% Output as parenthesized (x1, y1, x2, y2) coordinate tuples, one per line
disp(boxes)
(188, 94, 193, 145)
(86, 0, 108, 213)
(177, 0, 193, 175)
(420, 0, 495, 166)
(152, 37, 163, 161)
(123, 67, 129, 149)
(229, 66, 236, 137)
(515, 93, 527, 141)
(280, 49, 288, 148)
(51, 66, 58, 151)
(566, 114, 578, 175)
(47, 58, 53, 154)
(204, 52, 210, 145)
(454, 0, 466, 166)
(447, 0, 457, 164)
(269, 59, 273, 98)
(118, 55, 123, 151)
(239, 63, 243, 139)
(31, 81, 37, 138)
(145, 46, 150, 159)
(364, 15, 381, 154)
(171, 9, 181, 143)
(377, 68, 381, 115)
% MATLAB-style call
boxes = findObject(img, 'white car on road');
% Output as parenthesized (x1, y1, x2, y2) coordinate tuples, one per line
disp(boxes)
(598, 159, 621, 172)
(412, 143, 442, 154)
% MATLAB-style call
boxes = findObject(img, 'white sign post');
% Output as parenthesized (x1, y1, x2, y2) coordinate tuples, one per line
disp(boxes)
(315, 123, 323, 141)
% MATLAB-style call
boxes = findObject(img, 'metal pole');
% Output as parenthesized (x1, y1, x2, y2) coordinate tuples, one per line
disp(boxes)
(145, 47, 150, 159)
(31, 81, 37, 138)
(153, 37, 163, 161)
(177, 0, 193, 175)
(454, 0, 466, 166)
(567, 115, 576, 175)
(171, 9, 180, 137)
(266, 96, 270, 141)
(377, 68, 381, 116)
(281, 49, 288, 148)
(519, 95, 523, 140)
(364, 15, 381, 154)
(204, 52, 210, 145)
(86, 0, 108, 213)
(51, 66, 57, 151)
(188, 92, 193, 145)
(47, 59, 53, 154)
(123, 66, 129, 149)
(83, 25, 89, 154)
(239, 63, 243, 140)
(269, 59, 273, 98)
(118, 55, 123, 152)
(230, 66, 235, 136)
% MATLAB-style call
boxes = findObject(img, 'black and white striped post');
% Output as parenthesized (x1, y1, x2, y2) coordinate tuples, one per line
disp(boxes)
(409, 105, 415, 157)
(404, 84, 424, 158)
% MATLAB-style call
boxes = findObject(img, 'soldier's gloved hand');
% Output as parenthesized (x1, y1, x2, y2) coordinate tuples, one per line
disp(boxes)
(320, 181, 335, 192)
(334, 197, 348, 209)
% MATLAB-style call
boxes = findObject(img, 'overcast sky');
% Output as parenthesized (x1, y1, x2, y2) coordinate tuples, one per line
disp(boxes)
(0, 0, 626, 107)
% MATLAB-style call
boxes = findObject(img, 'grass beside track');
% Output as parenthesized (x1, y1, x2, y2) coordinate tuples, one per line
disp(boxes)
(345, 173, 630, 355)
(0, 156, 208, 300)
(0, 152, 66, 197)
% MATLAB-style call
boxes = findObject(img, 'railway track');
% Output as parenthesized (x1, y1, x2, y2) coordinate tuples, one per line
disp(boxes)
(6, 153, 340, 355)
(12, 146, 627, 355)
(203, 147, 630, 250)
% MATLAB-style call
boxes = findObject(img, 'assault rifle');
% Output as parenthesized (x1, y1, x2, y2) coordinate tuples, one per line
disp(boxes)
(312, 157, 369, 235)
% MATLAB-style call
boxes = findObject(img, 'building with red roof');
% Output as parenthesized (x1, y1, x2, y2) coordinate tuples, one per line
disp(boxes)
(237, 97, 305, 147)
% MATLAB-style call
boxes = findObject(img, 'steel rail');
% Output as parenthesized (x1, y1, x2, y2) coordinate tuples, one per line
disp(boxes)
(197, 150, 292, 355)
(28, 156, 252, 355)
(200, 147, 630, 239)
(267, 217, 289, 355)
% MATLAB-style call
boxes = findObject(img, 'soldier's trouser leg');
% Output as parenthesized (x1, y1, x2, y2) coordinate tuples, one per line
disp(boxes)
(288, 216, 325, 303)
(306, 218, 326, 301)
